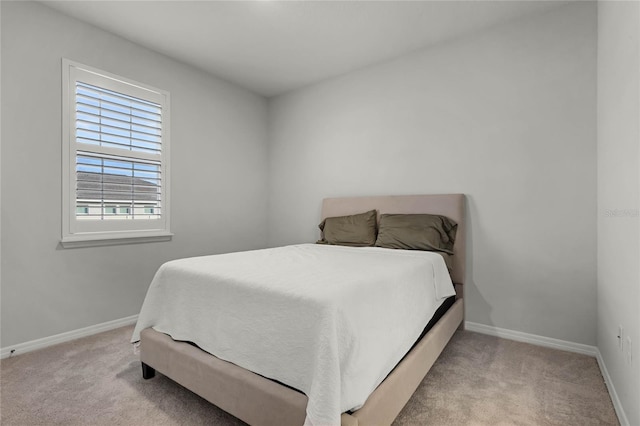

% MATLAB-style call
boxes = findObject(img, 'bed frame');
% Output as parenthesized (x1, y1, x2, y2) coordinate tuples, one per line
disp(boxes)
(139, 194, 465, 426)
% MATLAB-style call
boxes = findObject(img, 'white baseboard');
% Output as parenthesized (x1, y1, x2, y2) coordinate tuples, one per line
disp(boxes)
(596, 349, 630, 426)
(464, 321, 598, 356)
(0, 317, 630, 425)
(0, 314, 138, 359)
(465, 321, 628, 426)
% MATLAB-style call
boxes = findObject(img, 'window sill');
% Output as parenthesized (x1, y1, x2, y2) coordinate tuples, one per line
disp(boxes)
(61, 231, 173, 248)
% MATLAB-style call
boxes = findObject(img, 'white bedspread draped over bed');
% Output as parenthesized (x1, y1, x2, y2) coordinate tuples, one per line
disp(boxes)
(131, 244, 455, 426)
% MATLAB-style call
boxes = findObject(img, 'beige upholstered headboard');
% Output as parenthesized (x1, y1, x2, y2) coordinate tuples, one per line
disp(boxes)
(321, 194, 466, 286)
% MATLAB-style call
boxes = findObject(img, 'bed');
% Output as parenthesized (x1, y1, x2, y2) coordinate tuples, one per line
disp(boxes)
(133, 193, 465, 426)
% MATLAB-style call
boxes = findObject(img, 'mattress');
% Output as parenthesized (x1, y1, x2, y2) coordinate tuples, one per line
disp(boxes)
(131, 244, 456, 425)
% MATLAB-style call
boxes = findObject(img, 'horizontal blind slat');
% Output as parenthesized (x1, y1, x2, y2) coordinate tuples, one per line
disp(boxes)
(76, 108, 162, 133)
(76, 137, 161, 154)
(76, 120, 162, 143)
(76, 95, 162, 123)
(76, 115, 162, 137)
(77, 82, 161, 113)
(77, 81, 159, 109)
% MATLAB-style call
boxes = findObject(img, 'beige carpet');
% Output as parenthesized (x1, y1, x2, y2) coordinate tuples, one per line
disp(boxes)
(1, 326, 618, 426)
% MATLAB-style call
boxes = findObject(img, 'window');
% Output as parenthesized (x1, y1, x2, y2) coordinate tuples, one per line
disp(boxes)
(62, 59, 171, 247)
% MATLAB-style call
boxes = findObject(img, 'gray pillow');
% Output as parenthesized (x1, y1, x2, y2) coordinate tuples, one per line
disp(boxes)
(317, 210, 377, 247)
(375, 214, 457, 254)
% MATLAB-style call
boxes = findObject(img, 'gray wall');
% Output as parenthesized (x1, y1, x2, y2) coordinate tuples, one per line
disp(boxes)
(597, 2, 640, 425)
(268, 3, 598, 345)
(1, 1, 269, 347)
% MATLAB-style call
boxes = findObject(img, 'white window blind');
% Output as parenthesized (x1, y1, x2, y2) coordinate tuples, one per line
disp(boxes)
(76, 153, 162, 220)
(75, 82, 162, 154)
(62, 60, 171, 247)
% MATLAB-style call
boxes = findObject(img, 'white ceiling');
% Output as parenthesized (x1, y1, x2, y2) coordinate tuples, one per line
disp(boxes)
(43, 0, 570, 97)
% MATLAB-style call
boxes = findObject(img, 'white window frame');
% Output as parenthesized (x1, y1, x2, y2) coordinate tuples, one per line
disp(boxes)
(62, 59, 172, 248)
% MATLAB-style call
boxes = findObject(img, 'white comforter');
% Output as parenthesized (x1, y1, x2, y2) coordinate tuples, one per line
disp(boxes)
(131, 244, 455, 426)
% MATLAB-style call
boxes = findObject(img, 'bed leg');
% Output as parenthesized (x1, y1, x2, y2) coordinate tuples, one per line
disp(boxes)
(141, 362, 156, 379)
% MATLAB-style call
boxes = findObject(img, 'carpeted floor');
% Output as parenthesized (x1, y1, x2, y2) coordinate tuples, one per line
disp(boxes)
(1, 326, 618, 426)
